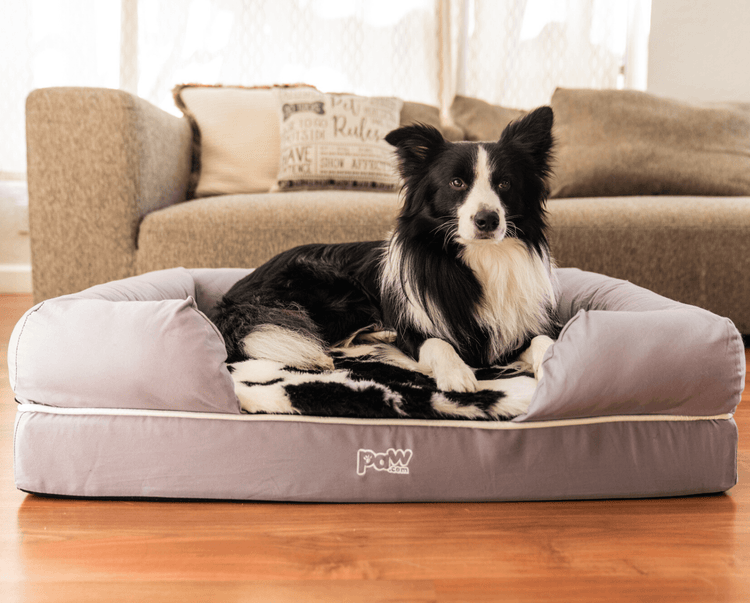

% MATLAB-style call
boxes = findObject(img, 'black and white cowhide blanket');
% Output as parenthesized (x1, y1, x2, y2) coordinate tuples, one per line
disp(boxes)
(228, 341, 537, 421)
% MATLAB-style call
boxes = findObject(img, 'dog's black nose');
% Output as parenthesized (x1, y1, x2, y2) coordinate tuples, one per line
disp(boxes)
(474, 209, 500, 232)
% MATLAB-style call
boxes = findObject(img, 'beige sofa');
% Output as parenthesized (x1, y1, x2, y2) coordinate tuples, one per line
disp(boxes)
(25, 86, 750, 334)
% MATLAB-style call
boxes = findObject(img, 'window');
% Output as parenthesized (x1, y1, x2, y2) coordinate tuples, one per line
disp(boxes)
(0, 0, 651, 177)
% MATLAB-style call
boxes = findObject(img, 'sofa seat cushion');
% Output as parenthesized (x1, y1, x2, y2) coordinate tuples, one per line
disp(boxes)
(136, 190, 750, 334)
(136, 190, 400, 273)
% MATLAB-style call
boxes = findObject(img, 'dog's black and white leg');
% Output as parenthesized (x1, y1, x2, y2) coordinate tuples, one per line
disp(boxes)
(412, 337, 478, 393)
(417, 335, 553, 393)
(395, 328, 478, 392)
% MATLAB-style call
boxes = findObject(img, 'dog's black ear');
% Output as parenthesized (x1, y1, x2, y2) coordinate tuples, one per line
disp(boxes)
(385, 123, 446, 174)
(500, 106, 554, 173)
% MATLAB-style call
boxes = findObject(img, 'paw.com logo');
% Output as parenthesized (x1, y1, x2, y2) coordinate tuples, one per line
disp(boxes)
(356, 448, 413, 476)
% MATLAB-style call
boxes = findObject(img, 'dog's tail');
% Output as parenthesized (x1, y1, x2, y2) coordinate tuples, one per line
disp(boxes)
(210, 293, 334, 370)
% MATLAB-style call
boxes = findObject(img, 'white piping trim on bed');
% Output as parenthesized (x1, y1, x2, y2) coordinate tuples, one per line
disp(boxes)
(14, 403, 734, 431)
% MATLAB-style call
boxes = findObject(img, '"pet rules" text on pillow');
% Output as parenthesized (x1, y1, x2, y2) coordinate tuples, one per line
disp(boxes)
(275, 87, 402, 191)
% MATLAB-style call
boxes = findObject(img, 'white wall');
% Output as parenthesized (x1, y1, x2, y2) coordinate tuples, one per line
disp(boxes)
(648, 0, 750, 102)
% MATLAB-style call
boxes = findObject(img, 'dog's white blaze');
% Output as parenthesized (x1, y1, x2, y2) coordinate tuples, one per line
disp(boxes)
(456, 146, 506, 241)
(460, 238, 555, 359)
(241, 325, 334, 370)
(418, 338, 478, 392)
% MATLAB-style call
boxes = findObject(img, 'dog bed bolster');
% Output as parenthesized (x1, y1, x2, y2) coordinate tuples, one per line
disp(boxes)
(8, 267, 745, 422)
(522, 268, 745, 421)
(10, 269, 238, 414)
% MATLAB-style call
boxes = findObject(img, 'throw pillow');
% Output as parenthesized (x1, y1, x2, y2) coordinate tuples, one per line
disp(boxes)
(274, 87, 403, 191)
(173, 83, 314, 198)
(449, 95, 527, 141)
(401, 101, 465, 141)
(549, 88, 750, 198)
(174, 85, 454, 197)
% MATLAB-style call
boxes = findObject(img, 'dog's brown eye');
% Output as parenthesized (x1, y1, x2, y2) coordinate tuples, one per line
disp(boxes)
(497, 179, 511, 191)
(450, 178, 466, 190)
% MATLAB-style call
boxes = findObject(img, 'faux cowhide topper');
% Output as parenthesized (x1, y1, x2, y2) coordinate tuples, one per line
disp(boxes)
(228, 345, 536, 421)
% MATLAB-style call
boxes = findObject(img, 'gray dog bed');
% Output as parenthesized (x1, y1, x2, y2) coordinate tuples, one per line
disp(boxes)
(9, 267, 744, 501)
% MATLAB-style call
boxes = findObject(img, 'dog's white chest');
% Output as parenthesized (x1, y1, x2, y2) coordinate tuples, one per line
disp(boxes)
(460, 238, 555, 356)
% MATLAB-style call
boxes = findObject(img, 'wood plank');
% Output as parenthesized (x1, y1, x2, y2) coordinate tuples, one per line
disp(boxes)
(12, 494, 746, 581)
(1, 293, 748, 602)
(8, 581, 438, 603)
(436, 576, 748, 603)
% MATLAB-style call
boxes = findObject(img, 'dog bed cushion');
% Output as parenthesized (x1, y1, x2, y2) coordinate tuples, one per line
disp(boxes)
(9, 267, 744, 502)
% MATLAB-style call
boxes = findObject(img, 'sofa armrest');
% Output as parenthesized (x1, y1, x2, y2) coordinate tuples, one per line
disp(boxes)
(26, 87, 193, 302)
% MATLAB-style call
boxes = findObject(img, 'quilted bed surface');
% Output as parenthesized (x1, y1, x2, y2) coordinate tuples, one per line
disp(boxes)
(8, 267, 746, 501)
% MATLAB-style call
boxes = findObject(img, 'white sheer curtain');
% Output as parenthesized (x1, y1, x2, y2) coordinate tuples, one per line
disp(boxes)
(0, 0, 650, 178)
(451, 0, 651, 109)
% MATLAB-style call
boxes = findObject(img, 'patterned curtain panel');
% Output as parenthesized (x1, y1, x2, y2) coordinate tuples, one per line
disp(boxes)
(455, 0, 638, 109)
(0, 0, 649, 176)
(135, 0, 441, 107)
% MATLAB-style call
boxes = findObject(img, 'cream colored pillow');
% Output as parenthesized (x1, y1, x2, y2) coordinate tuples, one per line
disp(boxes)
(173, 84, 429, 197)
(274, 88, 403, 191)
(173, 84, 313, 198)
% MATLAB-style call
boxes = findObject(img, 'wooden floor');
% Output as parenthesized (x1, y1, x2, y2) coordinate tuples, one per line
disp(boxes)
(1, 293, 748, 603)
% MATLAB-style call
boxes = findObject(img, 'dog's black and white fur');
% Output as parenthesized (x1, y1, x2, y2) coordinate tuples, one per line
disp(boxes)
(211, 106, 559, 404)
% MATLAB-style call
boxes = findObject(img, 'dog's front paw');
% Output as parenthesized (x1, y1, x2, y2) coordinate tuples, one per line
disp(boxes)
(418, 338, 478, 392)
(434, 365, 479, 392)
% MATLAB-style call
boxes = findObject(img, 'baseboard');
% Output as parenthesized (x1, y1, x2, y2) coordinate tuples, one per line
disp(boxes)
(0, 264, 32, 293)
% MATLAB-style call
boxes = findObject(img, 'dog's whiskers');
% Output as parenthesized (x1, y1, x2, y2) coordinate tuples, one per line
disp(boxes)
(505, 216, 525, 238)
(431, 220, 459, 250)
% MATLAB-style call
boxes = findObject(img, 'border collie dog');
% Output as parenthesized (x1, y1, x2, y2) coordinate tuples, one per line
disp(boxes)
(211, 106, 559, 394)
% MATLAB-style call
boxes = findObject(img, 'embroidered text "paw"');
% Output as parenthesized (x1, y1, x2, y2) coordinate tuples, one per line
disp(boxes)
(356, 448, 413, 476)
